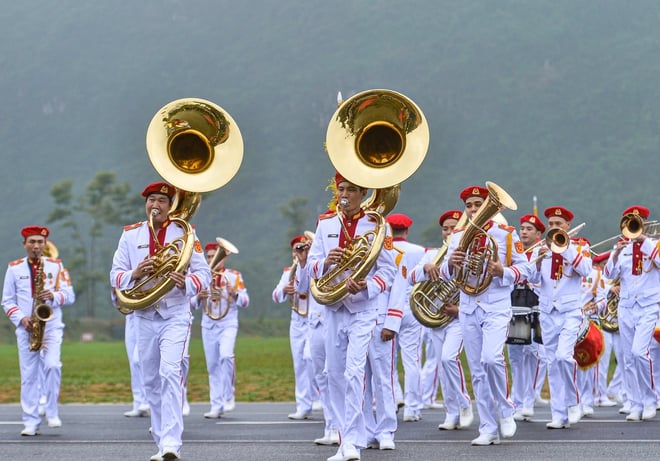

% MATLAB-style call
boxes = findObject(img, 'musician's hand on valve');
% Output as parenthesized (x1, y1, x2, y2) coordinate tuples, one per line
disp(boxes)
(424, 263, 440, 281)
(198, 288, 210, 301)
(132, 257, 155, 280)
(448, 250, 466, 274)
(324, 248, 344, 272)
(442, 303, 459, 319)
(610, 284, 620, 297)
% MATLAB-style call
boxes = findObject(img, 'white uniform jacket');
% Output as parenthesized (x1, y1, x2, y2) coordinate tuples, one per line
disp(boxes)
(110, 220, 211, 320)
(604, 237, 660, 309)
(384, 238, 425, 333)
(440, 221, 532, 314)
(273, 266, 310, 321)
(528, 239, 593, 314)
(3, 256, 75, 329)
(297, 212, 396, 313)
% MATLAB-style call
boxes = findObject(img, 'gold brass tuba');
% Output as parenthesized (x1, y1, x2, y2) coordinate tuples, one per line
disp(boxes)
(29, 257, 54, 352)
(453, 182, 518, 296)
(115, 98, 243, 314)
(599, 276, 620, 332)
(311, 89, 429, 305)
(409, 212, 468, 328)
(203, 237, 239, 320)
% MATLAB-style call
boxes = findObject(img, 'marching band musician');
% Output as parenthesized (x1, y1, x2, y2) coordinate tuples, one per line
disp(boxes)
(576, 244, 609, 417)
(604, 205, 660, 421)
(110, 182, 211, 461)
(528, 206, 592, 429)
(193, 240, 249, 419)
(272, 235, 316, 420)
(2, 225, 75, 436)
(382, 213, 426, 424)
(408, 209, 474, 432)
(589, 253, 619, 409)
(295, 172, 396, 461)
(509, 214, 548, 422)
(441, 186, 532, 446)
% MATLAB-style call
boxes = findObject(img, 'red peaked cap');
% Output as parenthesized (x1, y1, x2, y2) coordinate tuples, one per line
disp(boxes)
(622, 205, 650, 219)
(459, 185, 488, 202)
(141, 181, 176, 199)
(290, 235, 310, 247)
(592, 251, 610, 264)
(21, 226, 49, 239)
(438, 210, 462, 226)
(204, 242, 219, 252)
(520, 214, 546, 233)
(544, 206, 574, 222)
(386, 213, 413, 229)
(334, 171, 348, 186)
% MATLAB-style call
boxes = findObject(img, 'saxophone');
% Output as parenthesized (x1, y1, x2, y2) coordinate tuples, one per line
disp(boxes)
(29, 257, 54, 352)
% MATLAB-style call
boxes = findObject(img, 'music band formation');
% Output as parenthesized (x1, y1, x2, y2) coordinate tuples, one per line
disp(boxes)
(2, 91, 660, 461)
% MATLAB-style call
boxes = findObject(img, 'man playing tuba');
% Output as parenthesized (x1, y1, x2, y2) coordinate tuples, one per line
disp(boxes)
(110, 182, 211, 461)
(441, 185, 532, 446)
(296, 172, 396, 461)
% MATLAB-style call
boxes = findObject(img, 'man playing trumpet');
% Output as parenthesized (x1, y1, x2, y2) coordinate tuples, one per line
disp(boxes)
(528, 206, 592, 429)
(603, 205, 660, 421)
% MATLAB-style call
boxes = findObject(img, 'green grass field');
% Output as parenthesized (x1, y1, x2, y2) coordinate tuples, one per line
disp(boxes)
(0, 336, 296, 404)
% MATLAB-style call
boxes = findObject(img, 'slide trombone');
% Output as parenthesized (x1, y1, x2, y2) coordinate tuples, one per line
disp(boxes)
(530, 222, 586, 263)
(589, 217, 660, 257)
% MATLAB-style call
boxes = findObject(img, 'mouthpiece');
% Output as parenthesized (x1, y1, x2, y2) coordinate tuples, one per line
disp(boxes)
(151, 209, 160, 216)
(339, 198, 349, 208)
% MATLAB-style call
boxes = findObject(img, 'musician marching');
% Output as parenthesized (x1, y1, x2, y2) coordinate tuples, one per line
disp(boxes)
(441, 185, 532, 446)
(408, 209, 474, 432)
(2, 225, 75, 436)
(603, 205, 660, 421)
(272, 235, 317, 420)
(527, 206, 592, 429)
(509, 214, 548, 422)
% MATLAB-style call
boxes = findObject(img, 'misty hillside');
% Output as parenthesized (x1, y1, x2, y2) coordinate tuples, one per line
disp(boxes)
(1, 0, 659, 320)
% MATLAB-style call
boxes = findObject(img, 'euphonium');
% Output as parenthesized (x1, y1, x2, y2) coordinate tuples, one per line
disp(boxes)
(202, 237, 239, 321)
(29, 257, 54, 352)
(115, 99, 243, 314)
(311, 89, 429, 305)
(409, 213, 468, 328)
(454, 182, 518, 296)
(599, 276, 620, 333)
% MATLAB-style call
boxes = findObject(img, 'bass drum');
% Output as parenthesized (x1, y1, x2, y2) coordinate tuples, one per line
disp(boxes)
(506, 307, 532, 345)
(573, 316, 605, 370)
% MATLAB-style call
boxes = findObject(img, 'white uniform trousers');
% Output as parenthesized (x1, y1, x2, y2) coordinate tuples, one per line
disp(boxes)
(650, 339, 660, 405)
(397, 309, 423, 416)
(325, 306, 377, 449)
(364, 318, 397, 442)
(594, 329, 614, 403)
(420, 331, 441, 406)
(290, 314, 314, 413)
(618, 302, 659, 412)
(202, 321, 239, 410)
(16, 325, 63, 427)
(429, 320, 471, 422)
(541, 308, 581, 422)
(309, 320, 336, 431)
(138, 310, 191, 454)
(125, 314, 147, 411)
(577, 364, 596, 408)
(606, 332, 627, 403)
(508, 341, 544, 410)
(460, 307, 514, 436)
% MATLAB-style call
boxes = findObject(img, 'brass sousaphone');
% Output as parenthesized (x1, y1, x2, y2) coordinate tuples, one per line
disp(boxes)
(115, 98, 243, 313)
(311, 89, 429, 305)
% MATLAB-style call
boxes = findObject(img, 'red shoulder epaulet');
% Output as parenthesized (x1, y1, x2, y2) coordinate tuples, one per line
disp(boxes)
(498, 223, 515, 232)
(123, 222, 143, 231)
(46, 257, 62, 263)
(8, 258, 24, 267)
(318, 212, 335, 221)
(571, 236, 590, 246)
(284, 266, 291, 271)
(452, 226, 466, 233)
(228, 268, 241, 275)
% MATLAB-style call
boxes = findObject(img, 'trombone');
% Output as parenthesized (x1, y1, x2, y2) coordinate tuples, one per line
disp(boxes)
(530, 222, 586, 263)
(589, 217, 660, 257)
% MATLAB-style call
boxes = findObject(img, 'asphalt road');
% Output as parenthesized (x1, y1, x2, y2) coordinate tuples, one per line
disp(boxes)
(1, 401, 659, 460)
